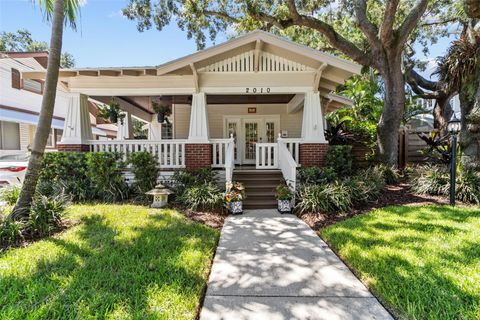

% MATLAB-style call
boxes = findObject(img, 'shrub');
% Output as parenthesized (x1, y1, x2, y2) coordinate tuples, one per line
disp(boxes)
(0, 185, 21, 205)
(170, 168, 218, 198)
(85, 153, 129, 202)
(325, 145, 353, 176)
(179, 183, 223, 211)
(28, 193, 70, 237)
(38, 152, 91, 201)
(296, 181, 352, 214)
(275, 183, 294, 201)
(348, 166, 386, 205)
(455, 170, 480, 204)
(375, 164, 400, 185)
(0, 215, 24, 247)
(297, 166, 337, 186)
(128, 152, 160, 198)
(412, 165, 450, 196)
(411, 165, 480, 204)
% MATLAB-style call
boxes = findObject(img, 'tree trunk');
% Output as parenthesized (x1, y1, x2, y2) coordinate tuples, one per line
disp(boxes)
(10, 0, 65, 220)
(433, 97, 454, 134)
(377, 58, 406, 166)
(459, 68, 480, 170)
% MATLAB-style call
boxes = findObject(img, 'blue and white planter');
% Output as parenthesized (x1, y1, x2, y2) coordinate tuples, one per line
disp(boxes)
(228, 201, 243, 215)
(277, 199, 292, 214)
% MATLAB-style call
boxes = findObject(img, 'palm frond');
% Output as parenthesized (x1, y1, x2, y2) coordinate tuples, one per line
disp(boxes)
(37, 0, 81, 30)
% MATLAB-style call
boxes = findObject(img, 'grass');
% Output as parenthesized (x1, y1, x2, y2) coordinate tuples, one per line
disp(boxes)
(321, 205, 480, 320)
(0, 204, 220, 319)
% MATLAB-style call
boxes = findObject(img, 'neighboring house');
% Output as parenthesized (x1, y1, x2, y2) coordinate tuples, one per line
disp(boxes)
(407, 96, 461, 131)
(0, 51, 117, 157)
(21, 30, 361, 205)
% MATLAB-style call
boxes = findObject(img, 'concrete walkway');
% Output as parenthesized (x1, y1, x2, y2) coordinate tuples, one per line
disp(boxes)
(200, 209, 393, 320)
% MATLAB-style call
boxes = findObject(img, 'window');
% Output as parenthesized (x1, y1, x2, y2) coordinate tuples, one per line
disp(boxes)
(162, 123, 173, 139)
(23, 79, 43, 94)
(46, 129, 55, 148)
(11, 68, 21, 89)
(45, 129, 63, 148)
(0, 121, 21, 150)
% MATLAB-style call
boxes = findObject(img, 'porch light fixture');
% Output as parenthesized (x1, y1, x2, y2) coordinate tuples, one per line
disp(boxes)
(146, 184, 173, 208)
(447, 114, 461, 206)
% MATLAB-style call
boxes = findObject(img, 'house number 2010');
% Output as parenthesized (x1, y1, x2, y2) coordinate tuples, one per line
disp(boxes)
(245, 87, 271, 94)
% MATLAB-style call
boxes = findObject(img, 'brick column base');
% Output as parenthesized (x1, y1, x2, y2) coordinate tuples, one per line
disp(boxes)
(185, 143, 212, 169)
(56, 144, 90, 152)
(299, 143, 329, 167)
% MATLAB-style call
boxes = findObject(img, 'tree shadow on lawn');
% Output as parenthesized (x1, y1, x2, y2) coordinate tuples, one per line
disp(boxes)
(322, 206, 480, 319)
(1, 211, 218, 319)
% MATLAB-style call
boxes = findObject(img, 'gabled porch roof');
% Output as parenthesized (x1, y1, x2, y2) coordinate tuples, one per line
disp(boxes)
(22, 30, 360, 104)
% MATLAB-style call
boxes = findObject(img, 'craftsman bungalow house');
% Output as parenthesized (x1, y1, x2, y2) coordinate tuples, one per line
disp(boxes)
(21, 30, 361, 200)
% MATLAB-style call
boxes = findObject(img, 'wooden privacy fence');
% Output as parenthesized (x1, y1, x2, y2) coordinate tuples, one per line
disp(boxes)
(398, 128, 431, 167)
(348, 129, 432, 168)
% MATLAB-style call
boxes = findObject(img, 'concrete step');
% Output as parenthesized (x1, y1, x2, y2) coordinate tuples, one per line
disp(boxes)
(232, 169, 282, 210)
(243, 199, 278, 209)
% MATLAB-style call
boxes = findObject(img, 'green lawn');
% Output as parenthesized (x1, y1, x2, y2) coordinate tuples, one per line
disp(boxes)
(321, 205, 480, 320)
(0, 204, 219, 319)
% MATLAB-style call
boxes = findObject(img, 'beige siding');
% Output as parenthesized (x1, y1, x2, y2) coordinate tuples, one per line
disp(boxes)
(173, 104, 191, 139)
(173, 103, 303, 139)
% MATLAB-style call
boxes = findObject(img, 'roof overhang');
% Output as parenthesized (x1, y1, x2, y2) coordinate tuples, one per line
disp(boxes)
(21, 30, 361, 108)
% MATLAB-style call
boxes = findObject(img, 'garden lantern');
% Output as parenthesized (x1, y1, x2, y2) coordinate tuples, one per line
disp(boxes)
(447, 114, 461, 206)
(146, 184, 173, 208)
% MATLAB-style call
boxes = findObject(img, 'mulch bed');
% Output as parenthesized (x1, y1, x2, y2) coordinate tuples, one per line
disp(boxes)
(182, 209, 227, 229)
(301, 183, 451, 231)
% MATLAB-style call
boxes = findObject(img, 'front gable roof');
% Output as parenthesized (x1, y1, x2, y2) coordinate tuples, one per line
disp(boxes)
(156, 30, 360, 78)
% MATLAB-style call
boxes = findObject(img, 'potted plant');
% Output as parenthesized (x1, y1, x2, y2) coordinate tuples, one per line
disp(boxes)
(225, 181, 245, 215)
(152, 101, 172, 123)
(276, 183, 294, 214)
(97, 98, 125, 124)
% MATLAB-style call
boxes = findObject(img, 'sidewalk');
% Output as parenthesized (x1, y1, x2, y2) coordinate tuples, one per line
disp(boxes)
(200, 209, 392, 320)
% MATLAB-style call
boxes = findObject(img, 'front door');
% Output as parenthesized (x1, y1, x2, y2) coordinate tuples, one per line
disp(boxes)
(225, 116, 280, 165)
(243, 119, 262, 164)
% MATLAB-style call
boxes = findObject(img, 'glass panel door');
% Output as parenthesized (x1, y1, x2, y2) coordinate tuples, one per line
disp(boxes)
(265, 121, 276, 143)
(226, 119, 240, 164)
(244, 120, 260, 164)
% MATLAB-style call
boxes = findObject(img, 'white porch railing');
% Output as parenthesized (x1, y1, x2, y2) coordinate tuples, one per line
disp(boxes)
(211, 138, 232, 168)
(278, 138, 297, 191)
(256, 143, 278, 169)
(87, 140, 187, 168)
(280, 138, 302, 164)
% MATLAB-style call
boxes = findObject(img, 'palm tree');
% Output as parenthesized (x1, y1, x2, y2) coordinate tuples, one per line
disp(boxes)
(10, 0, 80, 219)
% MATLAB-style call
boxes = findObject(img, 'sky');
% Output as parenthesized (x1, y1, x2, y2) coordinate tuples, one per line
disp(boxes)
(0, 0, 456, 78)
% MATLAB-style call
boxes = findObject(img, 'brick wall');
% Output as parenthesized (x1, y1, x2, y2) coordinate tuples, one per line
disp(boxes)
(185, 143, 212, 169)
(56, 144, 90, 152)
(299, 143, 329, 167)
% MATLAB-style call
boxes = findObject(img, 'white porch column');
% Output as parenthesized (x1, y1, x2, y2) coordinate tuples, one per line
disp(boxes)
(116, 112, 133, 140)
(301, 91, 327, 143)
(188, 92, 209, 142)
(147, 114, 163, 140)
(60, 93, 93, 144)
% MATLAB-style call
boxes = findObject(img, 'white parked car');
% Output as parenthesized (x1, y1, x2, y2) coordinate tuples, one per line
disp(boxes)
(0, 153, 29, 186)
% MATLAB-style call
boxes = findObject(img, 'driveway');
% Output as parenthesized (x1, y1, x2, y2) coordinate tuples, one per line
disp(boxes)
(200, 209, 393, 320)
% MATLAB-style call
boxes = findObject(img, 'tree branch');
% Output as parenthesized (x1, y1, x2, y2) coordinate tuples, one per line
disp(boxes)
(397, 0, 429, 47)
(279, 0, 374, 67)
(188, 0, 240, 24)
(380, 0, 399, 45)
(354, 0, 381, 48)
(407, 68, 440, 91)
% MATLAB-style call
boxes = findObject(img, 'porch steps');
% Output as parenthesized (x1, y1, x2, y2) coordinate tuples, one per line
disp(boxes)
(233, 169, 282, 209)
